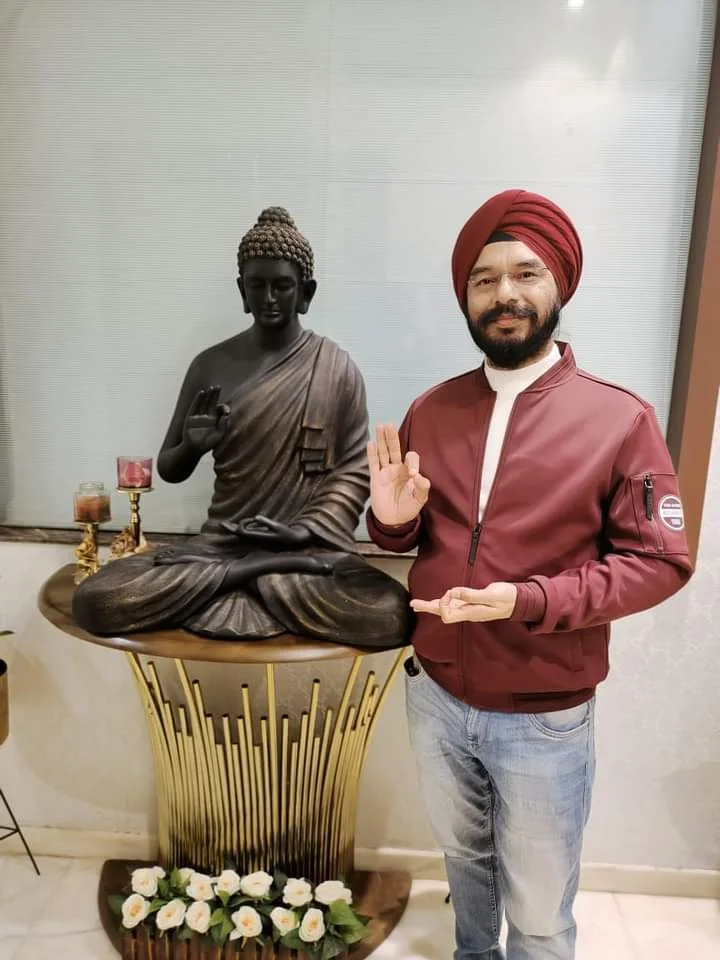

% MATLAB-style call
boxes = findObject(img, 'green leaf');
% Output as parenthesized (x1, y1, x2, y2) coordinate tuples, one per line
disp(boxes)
(218, 890, 230, 907)
(157, 878, 170, 899)
(340, 926, 368, 945)
(211, 923, 225, 945)
(321, 932, 349, 960)
(108, 894, 126, 917)
(169, 868, 184, 892)
(280, 928, 305, 951)
(176, 927, 193, 940)
(220, 915, 234, 942)
(273, 870, 288, 891)
(328, 901, 361, 929)
(210, 908, 226, 927)
(148, 899, 166, 915)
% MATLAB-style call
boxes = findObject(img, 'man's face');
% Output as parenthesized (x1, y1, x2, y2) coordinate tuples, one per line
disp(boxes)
(465, 240, 560, 369)
(238, 258, 315, 329)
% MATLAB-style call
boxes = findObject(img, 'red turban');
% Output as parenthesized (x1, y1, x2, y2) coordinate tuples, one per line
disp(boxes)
(451, 189, 583, 310)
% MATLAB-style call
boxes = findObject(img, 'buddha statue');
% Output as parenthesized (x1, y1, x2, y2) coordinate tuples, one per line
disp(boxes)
(72, 208, 410, 647)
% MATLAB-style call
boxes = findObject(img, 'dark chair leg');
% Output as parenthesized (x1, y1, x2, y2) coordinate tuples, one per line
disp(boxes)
(0, 787, 41, 875)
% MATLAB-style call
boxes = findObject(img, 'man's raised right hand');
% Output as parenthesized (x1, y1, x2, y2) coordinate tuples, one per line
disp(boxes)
(367, 423, 431, 526)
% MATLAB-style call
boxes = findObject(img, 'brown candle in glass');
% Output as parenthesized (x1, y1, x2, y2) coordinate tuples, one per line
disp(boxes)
(73, 482, 111, 523)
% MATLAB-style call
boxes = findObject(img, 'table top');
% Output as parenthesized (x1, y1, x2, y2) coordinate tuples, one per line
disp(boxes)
(38, 564, 397, 664)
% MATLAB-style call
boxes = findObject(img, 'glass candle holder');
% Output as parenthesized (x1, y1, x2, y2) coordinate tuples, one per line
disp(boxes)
(73, 482, 111, 524)
(117, 456, 153, 490)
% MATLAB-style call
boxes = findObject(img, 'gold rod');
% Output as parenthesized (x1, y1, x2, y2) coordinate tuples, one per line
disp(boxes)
(279, 716, 289, 869)
(288, 740, 299, 872)
(265, 664, 280, 870)
(259, 719, 272, 865)
(236, 714, 254, 871)
(222, 715, 239, 858)
(240, 685, 259, 865)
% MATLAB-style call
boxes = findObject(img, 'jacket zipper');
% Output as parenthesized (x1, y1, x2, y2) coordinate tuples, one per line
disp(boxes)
(468, 523, 481, 564)
(643, 475, 654, 520)
(643, 474, 663, 551)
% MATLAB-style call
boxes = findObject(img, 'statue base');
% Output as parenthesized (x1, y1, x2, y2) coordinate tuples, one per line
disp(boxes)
(98, 860, 411, 959)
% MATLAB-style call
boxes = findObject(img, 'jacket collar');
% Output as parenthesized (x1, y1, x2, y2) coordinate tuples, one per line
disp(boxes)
(475, 341, 576, 393)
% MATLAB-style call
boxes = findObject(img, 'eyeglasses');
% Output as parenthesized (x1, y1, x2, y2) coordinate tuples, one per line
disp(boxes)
(467, 267, 550, 293)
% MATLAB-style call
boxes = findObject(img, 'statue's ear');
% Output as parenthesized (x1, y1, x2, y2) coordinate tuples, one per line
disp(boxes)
(298, 278, 317, 315)
(237, 276, 252, 314)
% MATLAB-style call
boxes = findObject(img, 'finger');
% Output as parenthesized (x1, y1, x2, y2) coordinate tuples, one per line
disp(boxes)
(216, 402, 230, 424)
(448, 586, 490, 604)
(205, 385, 220, 415)
(189, 389, 206, 416)
(385, 425, 403, 464)
(367, 441, 381, 475)
(410, 473, 431, 505)
(375, 423, 390, 468)
(405, 450, 419, 476)
(409, 598, 442, 615)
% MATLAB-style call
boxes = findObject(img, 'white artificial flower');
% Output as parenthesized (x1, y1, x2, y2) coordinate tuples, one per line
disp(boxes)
(282, 878, 313, 907)
(314, 880, 353, 905)
(186, 872, 215, 901)
(121, 893, 151, 930)
(156, 899, 187, 931)
(239, 870, 273, 898)
(152, 866, 167, 879)
(299, 907, 326, 943)
(270, 906, 299, 935)
(131, 867, 159, 898)
(185, 900, 211, 934)
(215, 869, 242, 896)
(229, 905, 263, 940)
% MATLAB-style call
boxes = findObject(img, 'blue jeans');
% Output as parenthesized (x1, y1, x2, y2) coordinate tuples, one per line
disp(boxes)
(406, 663, 595, 960)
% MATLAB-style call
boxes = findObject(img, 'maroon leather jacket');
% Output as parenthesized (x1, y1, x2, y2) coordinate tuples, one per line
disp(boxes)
(367, 344, 693, 712)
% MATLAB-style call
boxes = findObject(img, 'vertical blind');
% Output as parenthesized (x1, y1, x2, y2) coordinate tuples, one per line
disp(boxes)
(0, 0, 715, 532)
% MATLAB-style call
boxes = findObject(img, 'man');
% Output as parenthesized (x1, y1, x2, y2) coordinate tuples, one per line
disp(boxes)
(73, 207, 409, 647)
(366, 189, 693, 959)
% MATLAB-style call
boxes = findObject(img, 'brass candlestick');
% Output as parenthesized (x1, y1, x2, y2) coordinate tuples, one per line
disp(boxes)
(74, 522, 100, 583)
(112, 487, 153, 558)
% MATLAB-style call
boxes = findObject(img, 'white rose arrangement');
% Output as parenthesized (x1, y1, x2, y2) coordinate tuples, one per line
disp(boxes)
(110, 864, 368, 956)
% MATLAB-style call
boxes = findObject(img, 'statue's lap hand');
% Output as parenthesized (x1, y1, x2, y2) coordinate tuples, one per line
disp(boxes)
(153, 547, 219, 567)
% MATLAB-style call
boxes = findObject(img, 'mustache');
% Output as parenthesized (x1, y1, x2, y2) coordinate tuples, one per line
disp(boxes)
(478, 303, 538, 327)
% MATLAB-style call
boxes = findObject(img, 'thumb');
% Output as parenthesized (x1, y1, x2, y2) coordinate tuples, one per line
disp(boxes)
(411, 473, 431, 503)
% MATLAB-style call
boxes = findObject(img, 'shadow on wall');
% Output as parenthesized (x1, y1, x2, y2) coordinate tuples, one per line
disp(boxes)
(0, 305, 13, 521)
(662, 762, 720, 869)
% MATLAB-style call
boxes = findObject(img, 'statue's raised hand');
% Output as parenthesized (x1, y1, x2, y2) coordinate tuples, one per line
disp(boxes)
(183, 386, 230, 455)
(368, 423, 430, 526)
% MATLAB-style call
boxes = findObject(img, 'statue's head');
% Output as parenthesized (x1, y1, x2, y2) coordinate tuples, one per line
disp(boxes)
(237, 207, 317, 329)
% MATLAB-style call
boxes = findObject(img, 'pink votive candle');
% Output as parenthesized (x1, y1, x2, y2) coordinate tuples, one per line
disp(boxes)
(117, 456, 153, 489)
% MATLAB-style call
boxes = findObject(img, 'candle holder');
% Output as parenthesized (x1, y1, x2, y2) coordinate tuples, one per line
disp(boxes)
(73, 482, 111, 584)
(74, 523, 100, 583)
(111, 487, 154, 558)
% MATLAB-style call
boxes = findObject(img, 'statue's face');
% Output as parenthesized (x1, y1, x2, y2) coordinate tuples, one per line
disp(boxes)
(238, 258, 316, 329)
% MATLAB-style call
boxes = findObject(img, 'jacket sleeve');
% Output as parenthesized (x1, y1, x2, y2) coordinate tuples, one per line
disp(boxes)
(365, 404, 423, 554)
(515, 406, 693, 632)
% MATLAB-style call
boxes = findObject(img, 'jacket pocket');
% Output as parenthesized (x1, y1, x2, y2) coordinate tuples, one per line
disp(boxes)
(629, 473, 686, 554)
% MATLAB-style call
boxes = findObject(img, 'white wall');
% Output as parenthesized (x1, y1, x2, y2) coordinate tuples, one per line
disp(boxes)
(2, 401, 720, 874)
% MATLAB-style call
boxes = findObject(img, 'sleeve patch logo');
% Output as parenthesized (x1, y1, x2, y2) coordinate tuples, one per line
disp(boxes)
(658, 495, 685, 531)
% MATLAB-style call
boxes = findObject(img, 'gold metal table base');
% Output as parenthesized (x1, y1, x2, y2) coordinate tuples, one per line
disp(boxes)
(38, 566, 412, 957)
(128, 651, 404, 879)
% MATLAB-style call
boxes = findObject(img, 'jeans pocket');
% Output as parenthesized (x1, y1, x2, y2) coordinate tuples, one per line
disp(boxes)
(527, 699, 593, 739)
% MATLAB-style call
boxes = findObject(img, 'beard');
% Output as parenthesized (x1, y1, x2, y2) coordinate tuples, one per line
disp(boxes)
(467, 302, 561, 369)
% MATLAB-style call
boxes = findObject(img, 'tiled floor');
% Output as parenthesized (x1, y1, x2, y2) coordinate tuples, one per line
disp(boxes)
(0, 855, 718, 959)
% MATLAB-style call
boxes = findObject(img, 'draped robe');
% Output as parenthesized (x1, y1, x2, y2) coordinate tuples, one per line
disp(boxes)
(72, 331, 409, 646)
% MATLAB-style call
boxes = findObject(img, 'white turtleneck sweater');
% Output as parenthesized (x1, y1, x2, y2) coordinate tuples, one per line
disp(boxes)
(478, 342, 561, 521)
